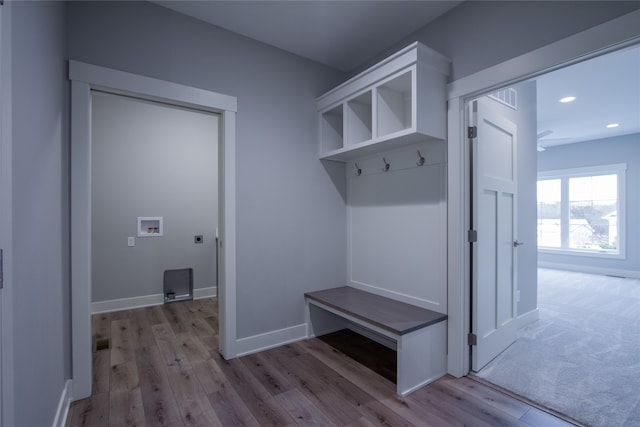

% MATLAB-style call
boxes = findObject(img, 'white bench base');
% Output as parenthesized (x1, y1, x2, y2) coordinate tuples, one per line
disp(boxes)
(305, 297, 447, 396)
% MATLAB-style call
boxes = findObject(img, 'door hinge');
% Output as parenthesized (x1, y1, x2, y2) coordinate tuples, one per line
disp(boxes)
(0, 249, 4, 289)
(468, 333, 477, 346)
(468, 229, 477, 243)
(468, 126, 477, 139)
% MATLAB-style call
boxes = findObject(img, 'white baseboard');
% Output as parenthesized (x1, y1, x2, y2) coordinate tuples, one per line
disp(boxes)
(194, 286, 217, 299)
(92, 286, 217, 314)
(348, 281, 443, 312)
(518, 308, 539, 328)
(539, 262, 640, 279)
(52, 379, 72, 427)
(92, 293, 164, 314)
(235, 323, 307, 357)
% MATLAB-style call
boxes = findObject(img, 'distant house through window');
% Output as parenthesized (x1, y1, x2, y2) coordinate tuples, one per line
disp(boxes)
(537, 164, 625, 257)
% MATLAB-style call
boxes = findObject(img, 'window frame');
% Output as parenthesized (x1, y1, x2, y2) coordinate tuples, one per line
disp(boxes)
(537, 163, 626, 259)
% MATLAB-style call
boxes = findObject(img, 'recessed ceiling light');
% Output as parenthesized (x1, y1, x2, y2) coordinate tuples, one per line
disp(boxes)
(559, 96, 576, 103)
(606, 123, 619, 128)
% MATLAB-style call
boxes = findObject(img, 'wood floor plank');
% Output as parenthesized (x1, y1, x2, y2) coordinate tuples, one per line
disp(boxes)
(191, 358, 227, 395)
(92, 312, 112, 342)
(298, 338, 450, 427)
(146, 305, 171, 326)
(240, 352, 293, 397)
(162, 301, 192, 335)
(110, 361, 140, 393)
(135, 345, 183, 427)
(206, 385, 261, 427)
(129, 308, 159, 350)
(67, 298, 574, 427)
(174, 332, 211, 365)
(109, 388, 146, 427)
(345, 417, 379, 427)
(111, 319, 135, 366)
(152, 323, 193, 373)
(67, 393, 110, 427)
(415, 380, 529, 427)
(167, 368, 224, 427)
(274, 388, 337, 427)
(441, 375, 531, 419)
(92, 349, 111, 395)
(184, 317, 216, 341)
(211, 351, 296, 426)
(261, 346, 364, 426)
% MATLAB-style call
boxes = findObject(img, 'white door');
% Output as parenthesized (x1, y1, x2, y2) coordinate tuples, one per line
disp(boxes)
(470, 98, 519, 372)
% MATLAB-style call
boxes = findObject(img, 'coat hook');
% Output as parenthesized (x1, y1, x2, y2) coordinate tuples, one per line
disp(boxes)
(354, 163, 362, 176)
(382, 157, 390, 172)
(417, 150, 425, 166)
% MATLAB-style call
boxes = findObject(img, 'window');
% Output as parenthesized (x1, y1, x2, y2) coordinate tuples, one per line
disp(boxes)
(537, 164, 625, 257)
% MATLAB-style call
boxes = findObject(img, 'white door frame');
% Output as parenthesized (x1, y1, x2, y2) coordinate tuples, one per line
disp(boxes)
(69, 61, 238, 400)
(446, 10, 640, 377)
(0, 2, 15, 425)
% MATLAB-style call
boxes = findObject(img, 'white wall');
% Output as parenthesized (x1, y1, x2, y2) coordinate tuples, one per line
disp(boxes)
(356, 1, 640, 81)
(11, 1, 69, 426)
(346, 141, 447, 313)
(91, 92, 219, 305)
(66, 0, 640, 349)
(5, 1, 638, 424)
(67, 1, 348, 340)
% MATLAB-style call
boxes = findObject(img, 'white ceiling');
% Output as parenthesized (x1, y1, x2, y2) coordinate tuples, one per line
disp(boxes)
(153, 0, 463, 72)
(535, 44, 640, 148)
(154, 1, 639, 146)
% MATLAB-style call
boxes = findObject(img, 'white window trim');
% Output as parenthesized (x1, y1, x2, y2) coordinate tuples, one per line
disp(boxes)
(538, 163, 626, 259)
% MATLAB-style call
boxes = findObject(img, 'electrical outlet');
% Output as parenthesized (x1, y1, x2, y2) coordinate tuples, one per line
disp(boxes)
(128, 236, 135, 247)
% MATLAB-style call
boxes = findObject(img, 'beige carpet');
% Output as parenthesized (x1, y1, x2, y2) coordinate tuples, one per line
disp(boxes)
(476, 268, 640, 427)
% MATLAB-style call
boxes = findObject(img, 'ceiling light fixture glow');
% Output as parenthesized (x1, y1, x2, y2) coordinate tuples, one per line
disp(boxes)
(606, 123, 619, 128)
(559, 96, 576, 103)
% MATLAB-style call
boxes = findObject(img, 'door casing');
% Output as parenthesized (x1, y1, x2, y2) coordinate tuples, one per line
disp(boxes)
(69, 61, 238, 400)
(445, 10, 640, 377)
(0, 2, 14, 425)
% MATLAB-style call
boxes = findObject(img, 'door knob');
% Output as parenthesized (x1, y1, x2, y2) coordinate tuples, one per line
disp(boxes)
(513, 240, 524, 247)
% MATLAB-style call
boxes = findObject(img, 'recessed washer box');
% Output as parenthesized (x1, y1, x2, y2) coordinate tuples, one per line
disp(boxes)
(137, 217, 163, 237)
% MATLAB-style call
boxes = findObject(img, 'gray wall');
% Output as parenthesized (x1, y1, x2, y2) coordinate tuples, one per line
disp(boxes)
(11, 2, 69, 426)
(355, 1, 640, 81)
(91, 92, 219, 303)
(538, 134, 640, 275)
(7, 3, 639, 424)
(67, 1, 348, 338)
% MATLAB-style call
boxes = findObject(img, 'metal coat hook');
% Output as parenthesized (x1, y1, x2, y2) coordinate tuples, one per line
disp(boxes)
(416, 150, 425, 166)
(354, 163, 362, 176)
(382, 157, 390, 172)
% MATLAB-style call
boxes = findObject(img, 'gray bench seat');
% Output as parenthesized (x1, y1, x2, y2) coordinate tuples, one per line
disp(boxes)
(304, 286, 448, 395)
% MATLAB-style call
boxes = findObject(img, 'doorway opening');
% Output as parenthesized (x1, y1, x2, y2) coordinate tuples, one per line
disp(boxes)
(90, 91, 218, 313)
(467, 42, 640, 427)
(69, 61, 238, 401)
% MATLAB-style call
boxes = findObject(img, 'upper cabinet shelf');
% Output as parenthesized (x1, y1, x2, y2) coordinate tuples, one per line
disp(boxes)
(317, 42, 450, 162)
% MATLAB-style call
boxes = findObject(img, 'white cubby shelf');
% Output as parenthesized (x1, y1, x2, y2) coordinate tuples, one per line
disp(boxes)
(317, 42, 450, 162)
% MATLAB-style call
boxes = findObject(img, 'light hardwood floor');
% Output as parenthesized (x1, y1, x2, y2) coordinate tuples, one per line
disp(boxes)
(66, 298, 575, 427)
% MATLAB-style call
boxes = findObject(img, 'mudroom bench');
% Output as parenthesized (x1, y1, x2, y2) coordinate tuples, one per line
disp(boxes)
(304, 286, 447, 395)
